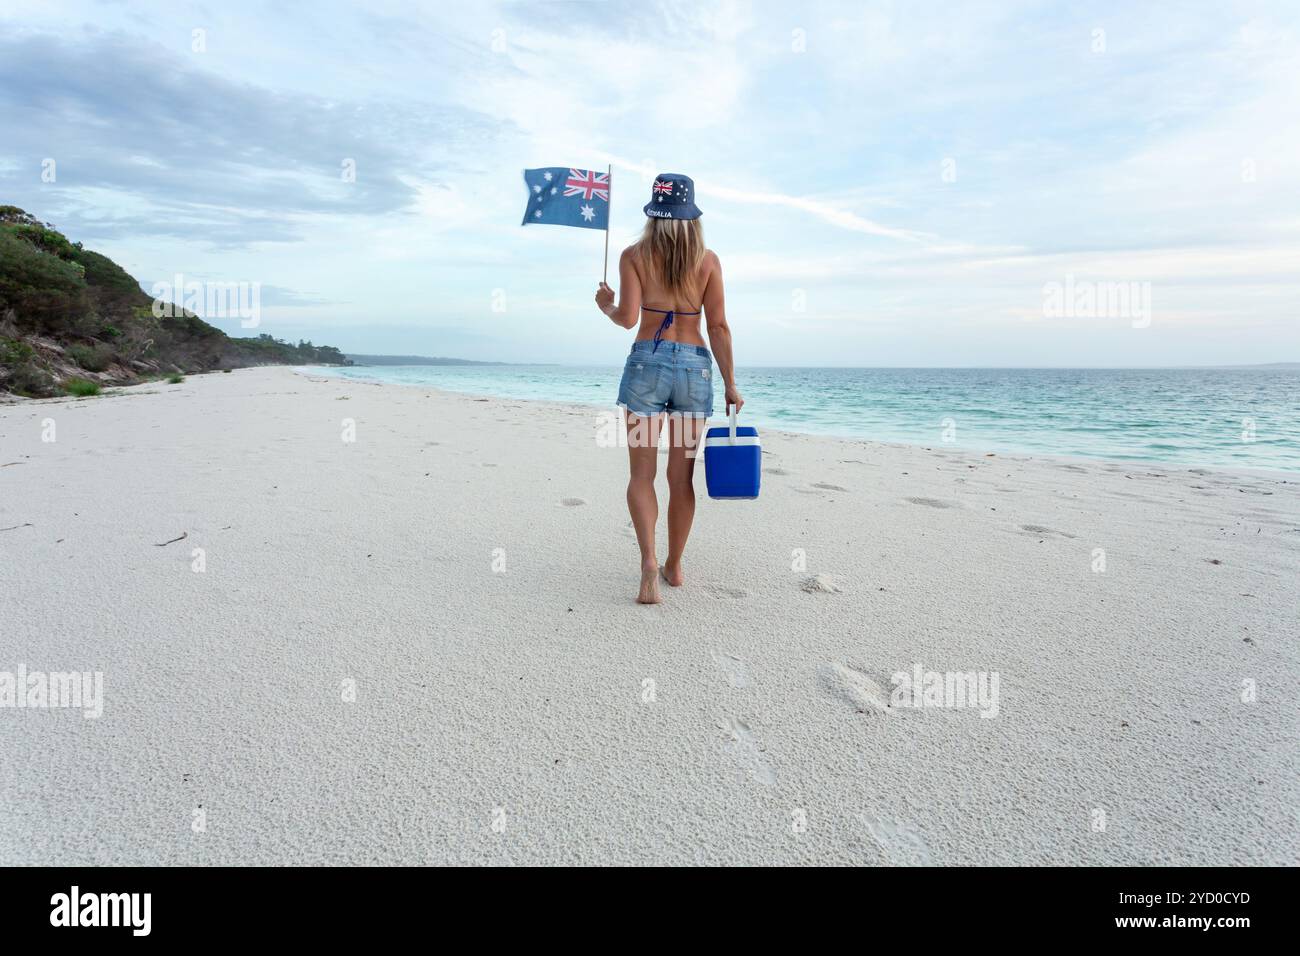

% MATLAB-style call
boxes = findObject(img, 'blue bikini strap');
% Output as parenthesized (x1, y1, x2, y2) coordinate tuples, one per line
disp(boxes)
(651, 311, 673, 352)
(643, 307, 700, 353)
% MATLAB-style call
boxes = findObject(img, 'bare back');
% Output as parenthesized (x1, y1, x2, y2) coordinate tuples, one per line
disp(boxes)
(626, 248, 717, 347)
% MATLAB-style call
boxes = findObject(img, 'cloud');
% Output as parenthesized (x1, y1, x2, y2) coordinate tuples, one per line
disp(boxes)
(603, 154, 929, 242)
(0, 29, 504, 245)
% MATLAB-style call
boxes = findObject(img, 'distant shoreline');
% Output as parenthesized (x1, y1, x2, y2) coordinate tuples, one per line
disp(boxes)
(345, 353, 511, 367)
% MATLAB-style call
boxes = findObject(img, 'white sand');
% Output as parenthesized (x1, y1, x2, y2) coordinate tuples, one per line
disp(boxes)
(1, 366, 1296, 865)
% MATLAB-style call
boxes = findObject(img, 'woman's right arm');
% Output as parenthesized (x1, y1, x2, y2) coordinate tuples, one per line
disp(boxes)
(702, 251, 743, 413)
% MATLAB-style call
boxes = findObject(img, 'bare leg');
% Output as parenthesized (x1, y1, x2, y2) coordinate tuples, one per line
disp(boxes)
(663, 414, 704, 586)
(625, 412, 662, 603)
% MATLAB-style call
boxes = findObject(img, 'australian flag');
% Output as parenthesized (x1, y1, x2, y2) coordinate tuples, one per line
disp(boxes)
(521, 167, 609, 230)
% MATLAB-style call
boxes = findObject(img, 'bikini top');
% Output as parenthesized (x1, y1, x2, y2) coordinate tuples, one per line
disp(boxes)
(643, 306, 702, 352)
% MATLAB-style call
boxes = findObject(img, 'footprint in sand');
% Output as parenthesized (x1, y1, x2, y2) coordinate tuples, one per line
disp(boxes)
(1019, 524, 1077, 538)
(560, 497, 586, 506)
(862, 813, 932, 865)
(712, 651, 753, 688)
(720, 717, 776, 786)
(763, 467, 791, 476)
(818, 662, 891, 714)
(800, 574, 841, 594)
(811, 482, 850, 492)
(905, 496, 958, 509)
(706, 584, 750, 599)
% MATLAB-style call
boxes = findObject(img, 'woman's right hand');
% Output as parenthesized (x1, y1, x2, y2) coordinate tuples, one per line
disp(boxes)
(725, 383, 744, 415)
(595, 282, 615, 315)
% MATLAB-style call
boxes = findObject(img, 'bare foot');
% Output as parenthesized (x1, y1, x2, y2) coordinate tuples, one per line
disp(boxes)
(660, 562, 685, 587)
(637, 565, 662, 604)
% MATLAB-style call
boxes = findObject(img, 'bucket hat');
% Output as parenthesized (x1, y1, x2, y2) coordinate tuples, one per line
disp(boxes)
(643, 172, 702, 220)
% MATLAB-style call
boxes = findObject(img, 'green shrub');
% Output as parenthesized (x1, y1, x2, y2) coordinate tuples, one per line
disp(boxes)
(6, 222, 78, 259)
(72, 248, 151, 313)
(0, 336, 34, 365)
(67, 341, 115, 372)
(5, 359, 55, 397)
(0, 206, 42, 227)
(167, 372, 185, 384)
(0, 231, 91, 333)
(64, 377, 101, 397)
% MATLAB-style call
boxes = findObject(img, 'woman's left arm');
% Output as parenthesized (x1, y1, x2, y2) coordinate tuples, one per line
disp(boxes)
(595, 248, 641, 329)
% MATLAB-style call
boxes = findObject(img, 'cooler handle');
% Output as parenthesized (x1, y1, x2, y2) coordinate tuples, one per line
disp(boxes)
(728, 406, 738, 445)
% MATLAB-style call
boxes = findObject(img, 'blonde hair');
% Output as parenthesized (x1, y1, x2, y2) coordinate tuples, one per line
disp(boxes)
(636, 218, 705, 305)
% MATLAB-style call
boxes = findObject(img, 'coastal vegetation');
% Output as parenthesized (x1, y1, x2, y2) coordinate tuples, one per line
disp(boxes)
(0, 205, 350, 398)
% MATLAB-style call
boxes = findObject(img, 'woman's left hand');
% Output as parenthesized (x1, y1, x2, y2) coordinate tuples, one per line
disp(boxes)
(725, 384, 744, 415)
(595, 282, 615, 315)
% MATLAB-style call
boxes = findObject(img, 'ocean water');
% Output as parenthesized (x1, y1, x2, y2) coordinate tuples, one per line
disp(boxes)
(310, 364, 1300, 473)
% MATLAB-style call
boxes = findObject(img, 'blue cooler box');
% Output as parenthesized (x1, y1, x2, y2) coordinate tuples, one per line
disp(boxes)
(704, 413, 761, 499)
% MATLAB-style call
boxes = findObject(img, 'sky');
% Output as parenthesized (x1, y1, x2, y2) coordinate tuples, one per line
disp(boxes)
(1, 0, 1297, 367)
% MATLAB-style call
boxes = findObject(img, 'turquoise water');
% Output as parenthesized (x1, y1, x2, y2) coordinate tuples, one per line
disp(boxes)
(310, 364, 1300, 473)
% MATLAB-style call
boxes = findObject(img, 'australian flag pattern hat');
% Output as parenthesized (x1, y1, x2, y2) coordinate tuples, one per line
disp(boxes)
(644, 173, 702, 220)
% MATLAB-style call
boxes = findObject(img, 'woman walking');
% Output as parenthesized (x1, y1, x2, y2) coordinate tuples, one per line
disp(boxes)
(595, 173, 743, 603)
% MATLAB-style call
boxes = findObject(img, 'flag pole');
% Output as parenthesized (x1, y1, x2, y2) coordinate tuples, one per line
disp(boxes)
(602, 163, 611, 284)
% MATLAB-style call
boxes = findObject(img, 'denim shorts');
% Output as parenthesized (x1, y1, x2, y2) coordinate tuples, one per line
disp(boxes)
(617, 340, 714, 418)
